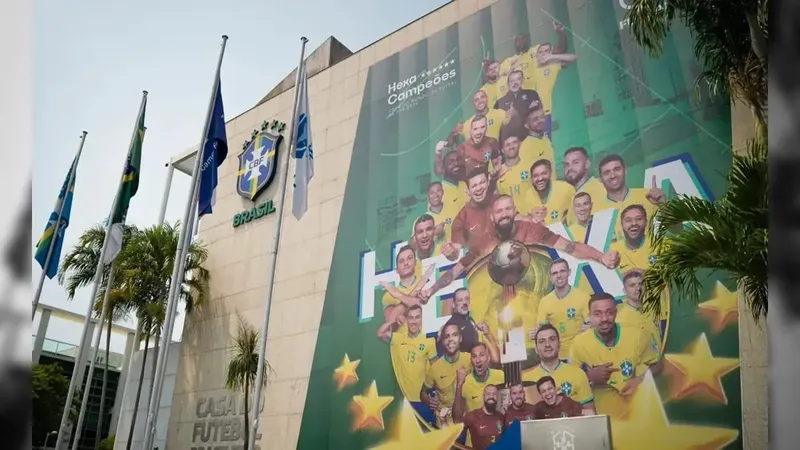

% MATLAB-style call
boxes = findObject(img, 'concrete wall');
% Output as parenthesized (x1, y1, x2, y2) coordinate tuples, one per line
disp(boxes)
(165, 1, 768, 449)
(114, 343, 180, 450)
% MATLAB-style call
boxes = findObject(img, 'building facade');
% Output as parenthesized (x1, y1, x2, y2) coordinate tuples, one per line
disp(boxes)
(163, 0, 767, 449)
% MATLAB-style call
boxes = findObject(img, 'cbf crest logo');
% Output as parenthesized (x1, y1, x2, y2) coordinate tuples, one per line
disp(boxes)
(237, 120, 286, 201)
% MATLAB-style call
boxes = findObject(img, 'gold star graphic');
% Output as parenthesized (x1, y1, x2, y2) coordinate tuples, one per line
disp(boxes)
(333, 354, 361, 391)
(370, 399, 464, 450)
(349, 380, 394, 431)
(697, 282, 739, 333)
(664, 333, 740, 404)
(611, 372, 739, 450)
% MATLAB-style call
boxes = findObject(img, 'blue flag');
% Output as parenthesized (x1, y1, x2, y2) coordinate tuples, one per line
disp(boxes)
(35, 159, 78, 279)
(488, 419, 521, 449)
(198, 80, 228, 217)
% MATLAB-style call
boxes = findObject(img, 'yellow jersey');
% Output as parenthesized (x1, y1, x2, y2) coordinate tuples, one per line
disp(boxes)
(461, 108, 508, 142)
(593, 188, 659, 242)
(440, 179, 468, 218)
(499, 48, 539, 93)
(531, 63, 562, 114)
(423, 352, 473, 409)
(382, 277, 423, 334)
(522, 361, 593, 405)
(390, 331, 437, 401)
(462, 369, 506, 412)
(517, 180, 576, 225)
(611, 237, 654, 274)
(565, 177, 607, 226)
(616, 302, 662, 355)
(480, 82, 501, 108)
(519, 135, 555, 173)
(425, 207, 456, 243)
(567, 222, 588, 244)
(569, 323, 660, 419)
(496, 159, 531, 204)
(537, 287, 591, 360)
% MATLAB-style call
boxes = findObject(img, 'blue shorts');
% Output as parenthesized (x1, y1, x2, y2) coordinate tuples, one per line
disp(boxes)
(410, 401, 437, 427)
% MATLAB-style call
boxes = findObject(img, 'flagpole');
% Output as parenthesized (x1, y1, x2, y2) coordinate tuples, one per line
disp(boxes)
(70, 263, 116, 450)
(55, 91, 148, 450)
(246, 36, 309, 450)
(32, 131, 88, 320)
(140, 35, 228, 450)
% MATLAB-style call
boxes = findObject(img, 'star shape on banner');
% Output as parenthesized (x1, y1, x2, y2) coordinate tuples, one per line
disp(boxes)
(349, 380, 394, 431)
(611, 372, 739, 450)
(333, 354, 361, 391)
(697, 281, 739, 333)
(664, 333, 740, 404)
(369, 399, 463, 450)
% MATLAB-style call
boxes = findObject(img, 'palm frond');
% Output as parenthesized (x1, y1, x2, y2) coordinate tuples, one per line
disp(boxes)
(226, 315, 272, 393)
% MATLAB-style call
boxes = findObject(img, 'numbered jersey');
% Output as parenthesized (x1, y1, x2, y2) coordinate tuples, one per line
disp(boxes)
(537, 287, 591, 360)
(390, 332, 437, 401)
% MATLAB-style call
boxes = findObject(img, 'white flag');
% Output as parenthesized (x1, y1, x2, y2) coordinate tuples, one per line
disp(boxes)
(292, 64, 314, 220)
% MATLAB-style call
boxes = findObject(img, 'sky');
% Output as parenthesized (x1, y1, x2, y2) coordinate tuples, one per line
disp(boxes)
(32, 0, 449, 355)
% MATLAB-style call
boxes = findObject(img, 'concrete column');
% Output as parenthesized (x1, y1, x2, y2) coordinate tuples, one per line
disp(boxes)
(74, 321, 96, 390)
(32, 308, 52, 364)
(109, 331, 136, 435)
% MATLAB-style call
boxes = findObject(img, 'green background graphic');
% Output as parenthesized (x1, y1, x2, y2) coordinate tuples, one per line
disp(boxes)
(296, 0, 739, 448)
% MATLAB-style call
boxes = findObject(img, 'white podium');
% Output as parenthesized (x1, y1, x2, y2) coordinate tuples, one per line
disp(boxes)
(519, 414, 613, 450)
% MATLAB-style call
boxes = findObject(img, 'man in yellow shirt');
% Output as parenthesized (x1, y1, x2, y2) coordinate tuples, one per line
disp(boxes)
(522, 324, 595, 415)
(377, 305, 438, 425)
(567, 192, 592, 243)
(421, 323, 473, 425)
(569, 293, 662, 419)
(518, 159, 575, 225)
(481, 60, 502, 106)
(380, 246, 426, 328)
(532, 42, 577, 137)
(497, 24, 568, 97)
(410, 213, 445, 261)
(455, 342, 505, 413)
(519, 105, 555, 172)
(562, 147, 606, 226)
(616, 270, 663, 353)
(457, 90, 510, 142)
(496, 135, 529, 203)
(610, 204, 655, 273)
(535, 259, 591, 359)
(424, 182, 460, 243)
(594, 155, 666, 240)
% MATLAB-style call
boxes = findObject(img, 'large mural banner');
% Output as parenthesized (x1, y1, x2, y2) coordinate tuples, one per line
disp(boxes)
(296, 0, 741, 448)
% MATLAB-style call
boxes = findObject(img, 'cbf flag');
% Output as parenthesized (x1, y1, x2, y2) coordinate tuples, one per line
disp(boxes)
(35, 160, 79, 279)
(292, 65, 314, 220)
(198, 80, 228, 217)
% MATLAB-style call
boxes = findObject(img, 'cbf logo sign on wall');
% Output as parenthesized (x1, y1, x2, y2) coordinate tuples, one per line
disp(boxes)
(236, 120, 286, 201)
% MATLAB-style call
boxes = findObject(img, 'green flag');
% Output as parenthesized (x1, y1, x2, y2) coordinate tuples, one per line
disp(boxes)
(104, 97, 146, 264)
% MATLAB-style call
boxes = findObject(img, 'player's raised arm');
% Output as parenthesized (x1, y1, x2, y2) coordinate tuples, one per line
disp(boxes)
(433, 140, 450, 176)
(452, 367, 468, 422)
(552, 235, 619, 269)
(380, 281, 422, 308)
(545, 53, 578, 67)
(476, 322, 502, 366)
(553, 21, 568, 54)
(376, 316, 401, 344)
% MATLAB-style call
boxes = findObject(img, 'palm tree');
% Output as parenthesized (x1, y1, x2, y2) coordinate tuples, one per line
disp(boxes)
(116, 222, 209, 450)
(226, 316, 271, 447)
(626, 0, 768, 126)
(641, 136, 768, 320)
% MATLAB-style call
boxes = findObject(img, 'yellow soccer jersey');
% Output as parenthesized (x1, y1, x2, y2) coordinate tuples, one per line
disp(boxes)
(462, 109, 508, 142)
(496, 160, 531, 203)
(462, 369, 506, 412)
(532, 63, 562, 114)
(616, 302, 662, 355)
(382, 277, 424, 334)
(423, 352, 473, 409)
(480, 82, 501, 108)
(593, 188, 659, 241)
(499, 48, 539, 92)
(519, 135, 555, 175)
(537, 287, 591, 360)
(390, 332, 437, 402)
(569, 323, 660, 419)
(611, 237, 654, 274)
(427, 207, 457, 243)
(518, 180, 576, 225)
(522, 361, 593, 405)
(441, 179, 468, 218)
(567, 223, 588, 244)
(565, 177, 607, 226)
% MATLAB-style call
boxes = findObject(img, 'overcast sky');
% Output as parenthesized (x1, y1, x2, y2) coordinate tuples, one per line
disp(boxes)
(32, 0, 448, 354)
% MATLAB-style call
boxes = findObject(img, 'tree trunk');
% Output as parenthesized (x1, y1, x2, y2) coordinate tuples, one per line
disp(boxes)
(243, 379, 250, 448)
(125, 333, 150, 450)
(744, 10, 767, 66)
(144, 330, 161, 415)
(93, 314, 113, 450)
